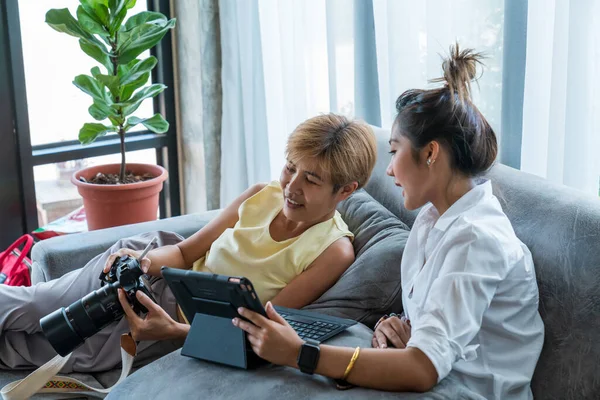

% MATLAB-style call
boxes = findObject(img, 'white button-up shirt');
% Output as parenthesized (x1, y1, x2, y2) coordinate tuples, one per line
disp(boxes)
(403, 180, 544, 400)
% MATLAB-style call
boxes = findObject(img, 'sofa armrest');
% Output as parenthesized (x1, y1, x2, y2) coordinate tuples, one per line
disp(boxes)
(31, 210, 221, 283)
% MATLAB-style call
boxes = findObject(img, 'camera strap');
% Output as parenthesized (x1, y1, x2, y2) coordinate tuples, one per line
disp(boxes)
(1, 334, 137, 400)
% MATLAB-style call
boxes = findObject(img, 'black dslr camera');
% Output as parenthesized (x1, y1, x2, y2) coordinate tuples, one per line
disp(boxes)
(40, 239, 157, 357)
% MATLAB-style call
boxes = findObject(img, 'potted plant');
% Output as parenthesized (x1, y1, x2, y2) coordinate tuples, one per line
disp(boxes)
(45, 1, 176, 230)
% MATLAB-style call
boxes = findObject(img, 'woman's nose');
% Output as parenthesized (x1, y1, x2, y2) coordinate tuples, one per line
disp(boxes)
(386, 161, 394, 177)
(288, 174, 302, 193)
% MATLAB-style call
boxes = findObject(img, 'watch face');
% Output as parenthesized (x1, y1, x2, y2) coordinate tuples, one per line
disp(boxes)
(299, 340, 320, 374)
(305, 346, 318, 363)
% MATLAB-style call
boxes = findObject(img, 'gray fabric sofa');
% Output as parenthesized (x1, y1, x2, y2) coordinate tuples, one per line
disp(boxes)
(2, 126, 599, 399)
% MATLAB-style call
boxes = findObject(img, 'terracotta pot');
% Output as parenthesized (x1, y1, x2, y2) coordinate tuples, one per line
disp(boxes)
(71, 163, 168, 231)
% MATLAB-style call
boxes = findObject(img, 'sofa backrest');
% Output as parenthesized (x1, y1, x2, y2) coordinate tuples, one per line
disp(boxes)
(364, 125, 600, 399)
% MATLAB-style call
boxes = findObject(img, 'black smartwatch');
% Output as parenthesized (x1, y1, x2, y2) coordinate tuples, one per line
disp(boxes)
(296, 338, 320, 374)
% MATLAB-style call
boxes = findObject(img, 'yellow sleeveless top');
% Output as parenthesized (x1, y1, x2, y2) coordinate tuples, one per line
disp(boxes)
(192, 181, 354, 304)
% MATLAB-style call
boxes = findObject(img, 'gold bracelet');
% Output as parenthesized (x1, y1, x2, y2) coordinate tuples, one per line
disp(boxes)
(342, 347, 361, 381)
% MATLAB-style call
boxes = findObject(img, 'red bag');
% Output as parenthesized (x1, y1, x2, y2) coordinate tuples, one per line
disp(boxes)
(0, 234, 33, 286)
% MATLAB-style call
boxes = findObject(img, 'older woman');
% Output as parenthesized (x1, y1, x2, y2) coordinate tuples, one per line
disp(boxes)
(0, 114, 377, 373)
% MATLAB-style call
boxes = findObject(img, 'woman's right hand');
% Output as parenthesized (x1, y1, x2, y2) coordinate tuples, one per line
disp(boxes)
(103, 248, 150, 274)
(118, 289, 189, 341)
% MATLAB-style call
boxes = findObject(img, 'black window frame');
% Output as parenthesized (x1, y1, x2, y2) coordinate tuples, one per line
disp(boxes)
(0, 0, 180, 246)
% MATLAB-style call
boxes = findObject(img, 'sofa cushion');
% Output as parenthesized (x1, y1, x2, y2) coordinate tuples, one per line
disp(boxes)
(302, 189, 410, 328)
(106, 323, 485, 400)
(485, 164, 600, 399)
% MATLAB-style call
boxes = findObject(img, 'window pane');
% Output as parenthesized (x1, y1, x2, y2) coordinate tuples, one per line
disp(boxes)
(34, 149, 158, 227)
(19, 1, 153, 146)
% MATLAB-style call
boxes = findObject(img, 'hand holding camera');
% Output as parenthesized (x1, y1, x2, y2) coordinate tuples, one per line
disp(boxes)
(40, 238, 159, 356)
(117, 287, 188, 342)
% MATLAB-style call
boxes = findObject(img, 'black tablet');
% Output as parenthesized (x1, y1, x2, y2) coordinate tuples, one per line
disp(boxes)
(161, 266, 267, 323)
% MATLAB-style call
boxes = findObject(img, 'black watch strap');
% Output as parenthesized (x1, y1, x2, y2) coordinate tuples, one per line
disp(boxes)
(297, 338, 320, 374)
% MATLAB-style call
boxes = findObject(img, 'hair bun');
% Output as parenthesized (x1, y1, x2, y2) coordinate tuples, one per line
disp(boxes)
(431, 42, 485, 103)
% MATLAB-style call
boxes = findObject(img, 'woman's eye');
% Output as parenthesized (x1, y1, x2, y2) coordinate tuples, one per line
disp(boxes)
(388, 150, 396, 156)
(286, 165, 295, 173)
(306, 178, 317, 185)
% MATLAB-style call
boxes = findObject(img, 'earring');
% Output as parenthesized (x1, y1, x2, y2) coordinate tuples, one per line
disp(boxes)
(427, 159, 431, 166)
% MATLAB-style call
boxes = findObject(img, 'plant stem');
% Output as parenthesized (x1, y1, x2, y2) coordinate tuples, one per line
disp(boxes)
(110, 31, 126, 183)
(112, 31, 118, 75)
(119, 127, 126, 182)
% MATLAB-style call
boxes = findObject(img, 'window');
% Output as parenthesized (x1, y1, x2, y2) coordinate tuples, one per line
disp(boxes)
(18, 0, 153, 147)
(2, 0, 180, 238)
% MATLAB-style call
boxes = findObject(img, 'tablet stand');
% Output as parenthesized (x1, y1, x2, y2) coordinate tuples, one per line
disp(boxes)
(181, 313, 265, 369)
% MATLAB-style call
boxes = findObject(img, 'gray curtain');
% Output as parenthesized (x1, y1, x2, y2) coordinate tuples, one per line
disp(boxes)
(353, 0, 381, 127)
(173, 0, 222, 212)
(500, 0, 528, 169)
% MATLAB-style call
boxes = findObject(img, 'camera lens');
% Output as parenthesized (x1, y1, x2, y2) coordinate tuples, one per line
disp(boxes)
(38, 308, 83, 357)
(40, 255, 146, 357)
(40, 283, 124, 356)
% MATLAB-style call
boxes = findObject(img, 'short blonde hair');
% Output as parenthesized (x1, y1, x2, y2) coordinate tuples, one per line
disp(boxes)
(286, 114, 377, 191)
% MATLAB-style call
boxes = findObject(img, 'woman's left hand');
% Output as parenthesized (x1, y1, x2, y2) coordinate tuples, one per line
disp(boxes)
(233, 302, 304, 367)
(372, 315, 411, 349)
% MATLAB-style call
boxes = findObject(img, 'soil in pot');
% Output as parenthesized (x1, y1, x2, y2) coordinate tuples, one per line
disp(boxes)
(78, 171, 155, 185)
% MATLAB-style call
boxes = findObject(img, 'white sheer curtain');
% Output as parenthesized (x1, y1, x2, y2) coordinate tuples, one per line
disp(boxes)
(219, 0, 355, 205)
(219, 0, 271, 205)
(372, 0, 505, 132)
(258, 0, 341, 184)
(520, 0, 600, 196)
(219, 0, 506, 206)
